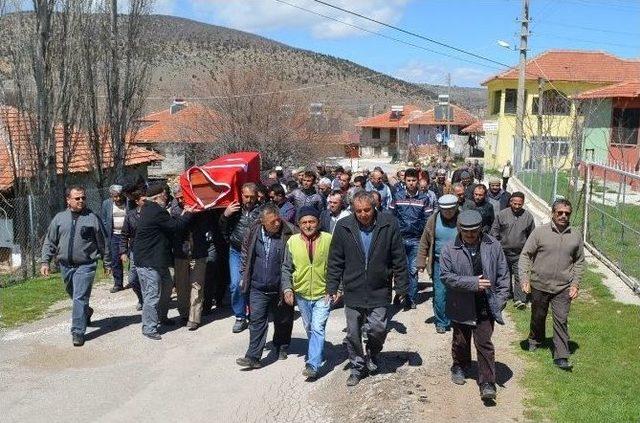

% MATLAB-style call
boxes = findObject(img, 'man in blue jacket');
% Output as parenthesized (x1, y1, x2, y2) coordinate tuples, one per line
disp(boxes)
(440, 210, 510, 402)
(389, 168, 437, 310)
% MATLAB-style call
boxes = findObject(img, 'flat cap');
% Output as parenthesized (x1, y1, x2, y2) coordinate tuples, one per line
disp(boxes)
(460, 171, 471, 179)
(146, 183, 165, 197)
(438, 194, 458, 210)
(297, 206, 320, 221)
(489, 176, 501, 184)
(458, 210, 482, 231)
(436, 168, 447, 175)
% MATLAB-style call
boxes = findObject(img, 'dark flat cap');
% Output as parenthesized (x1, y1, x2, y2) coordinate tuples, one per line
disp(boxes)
(297, 206, 320, 221)
(146, 183, 166, 197)
(458, 210, 482, 231)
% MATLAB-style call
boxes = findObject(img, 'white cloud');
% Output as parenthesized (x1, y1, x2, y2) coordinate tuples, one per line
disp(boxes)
(190, 0, 410, 39)
(395, 60, 490, 87)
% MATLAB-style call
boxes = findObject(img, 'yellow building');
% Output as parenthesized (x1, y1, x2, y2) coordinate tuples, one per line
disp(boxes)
(481, 50, 640, 170)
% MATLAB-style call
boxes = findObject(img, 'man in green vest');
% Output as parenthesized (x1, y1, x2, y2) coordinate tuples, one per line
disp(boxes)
(281, 206, 333, 380)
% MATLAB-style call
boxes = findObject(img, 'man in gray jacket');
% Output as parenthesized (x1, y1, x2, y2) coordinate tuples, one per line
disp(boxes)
(41, 185, 111, 347)
(490, 192, 535, 309)
(519, 198, 584, 371)
(440, 210, 510, 402)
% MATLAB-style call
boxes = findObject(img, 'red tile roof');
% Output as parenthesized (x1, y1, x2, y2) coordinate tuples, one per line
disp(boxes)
(483, 50, 640, 85)
(135, 104, 218, 144)
(573, 80, 640, 99)
(461, 120, 484, 133)
(0, 106, 163, 191)
(409, 104, 478, 127)
(356, 105, 423, 129)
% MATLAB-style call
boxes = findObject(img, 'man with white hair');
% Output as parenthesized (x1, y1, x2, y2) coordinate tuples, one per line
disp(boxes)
(317, 177, 332, 209)
(134, 183, 193, 340)
(101, 184, 128, 293)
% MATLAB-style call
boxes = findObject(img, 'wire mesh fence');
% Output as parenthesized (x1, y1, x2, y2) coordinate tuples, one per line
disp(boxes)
(0, 188, 108, 286)
(516, 161, 640, 293)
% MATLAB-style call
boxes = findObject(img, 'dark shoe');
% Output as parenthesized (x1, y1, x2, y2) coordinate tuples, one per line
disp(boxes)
(528, 342, 538, 352)
(366, 354, 380, 374)
(346, 374, 361, 387)
(187, 321, 199, 331)
(160, 318, 175, 326)
(144, 332, 162, 341)
(110, 285, 124, 293)
(136, 303, 143, 311)
(123, 283, 131, 290)
(86, 307, 94, 327)
(302, 365, 318, 380)
(232, 318, 249, 333)
(236, 357, 262, 369)
(393, 294, 402, 306)
(554, 358, 573, 370)
(515, 300, 526, 310)
(436, 326, 446, 334)
(403, 299, 414, 311)
(480, 383, 497, 401)
(179, 317, 189, 327)
(277, 346, 288, 360)
(72, 333, 85, 347)
(451, 365, 466, 385)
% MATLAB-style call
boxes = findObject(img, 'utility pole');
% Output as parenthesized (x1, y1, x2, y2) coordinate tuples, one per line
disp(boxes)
(537, 76, 544, 172)
(446, 72, 451, 149)
(514, 0, 529, 173)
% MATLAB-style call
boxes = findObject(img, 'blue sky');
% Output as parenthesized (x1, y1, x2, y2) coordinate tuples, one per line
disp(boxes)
(156, 0, 640, 87)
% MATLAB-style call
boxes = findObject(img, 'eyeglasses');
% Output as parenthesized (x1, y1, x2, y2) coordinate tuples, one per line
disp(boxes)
(73, 196, 86, 201)
(556, 211, 571, 216)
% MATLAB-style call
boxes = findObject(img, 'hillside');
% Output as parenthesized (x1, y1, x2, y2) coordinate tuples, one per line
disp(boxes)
(0, 14, 487, 117)
(420, 84, 488, 117)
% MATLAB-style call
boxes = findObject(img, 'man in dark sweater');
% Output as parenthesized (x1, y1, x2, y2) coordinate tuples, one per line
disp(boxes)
(287, 171, 324, 212)
(327, 190, 408, 386)
(41, 185, 111, 347)
(134, 184, 192, 340)
(490, 192, 535, 309)
(235, 204, 297, 369)
(463, 184, 495, 233)
(220, 183, 262, 333)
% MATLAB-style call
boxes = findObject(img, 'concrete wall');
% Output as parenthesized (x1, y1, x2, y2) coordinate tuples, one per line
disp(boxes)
(582, 99, 612, 163)
(146, 143, 186, 178)
(359, 127, 408, 157)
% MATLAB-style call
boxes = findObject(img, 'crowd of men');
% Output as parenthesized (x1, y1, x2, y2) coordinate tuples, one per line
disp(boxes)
(40, 156, 584, 401)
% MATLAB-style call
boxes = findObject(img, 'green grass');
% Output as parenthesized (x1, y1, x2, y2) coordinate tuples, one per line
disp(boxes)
(509, 269, 640, 421)
(0, 263, 108, 328)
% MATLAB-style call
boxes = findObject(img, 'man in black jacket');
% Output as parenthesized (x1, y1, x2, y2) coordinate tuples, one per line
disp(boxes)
(134, 183, 193, 340)
(463, 184, 495, 233)
(119, 189, 146, 311)
(236, 204, 297, 369)
(327, 190, 408, 386)
(220, 183, 261, 333)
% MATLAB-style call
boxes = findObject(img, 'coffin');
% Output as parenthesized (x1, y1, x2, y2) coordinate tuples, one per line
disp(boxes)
(179, 152, 261, 210)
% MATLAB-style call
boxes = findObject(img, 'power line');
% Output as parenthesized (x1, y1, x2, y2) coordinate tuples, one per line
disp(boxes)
(537, 20, 640, 36)
(310, 0, 512, 68)
(534, 31, 640, 49)
(274, 0, 503, 71)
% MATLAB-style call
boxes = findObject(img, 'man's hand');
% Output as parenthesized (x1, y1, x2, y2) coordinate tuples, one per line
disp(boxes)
(478, 275, 491, 291)
(328, 292, 342, 304)
(521, 280, 531, 294)
(397, 294, 406, 304)
(40, 264, 50, 277)
(417, 265, 426, 273)
(283, 290, 295, 306)
(104, 265, 112, 276)
(121, 254, 128, 264)
(183, 205, 197, 214)
(223, 201, 241, 217)
(569, 285, 579, 300)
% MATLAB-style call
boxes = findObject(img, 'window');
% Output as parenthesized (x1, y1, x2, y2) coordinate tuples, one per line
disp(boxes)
(491, 90, 501, 115)
(371, 127, 381, 139)
(532, 136, 570, 157)
(531, 90, 571, 115)
(611, 108, 640, 145)
(504, 89, 518, 114)
(532, 96, 539, 115)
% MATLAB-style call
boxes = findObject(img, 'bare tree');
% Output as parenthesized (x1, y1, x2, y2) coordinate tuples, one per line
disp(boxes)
(186, 67, 329, 170)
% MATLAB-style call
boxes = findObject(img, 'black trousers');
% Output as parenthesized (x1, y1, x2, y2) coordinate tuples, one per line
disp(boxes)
(344, 305, 389, 377)
(245, 289, 294, 361)
(529, 287, 571, 359)
(452, 318, 495, 385)
(502, 177, 510, 190)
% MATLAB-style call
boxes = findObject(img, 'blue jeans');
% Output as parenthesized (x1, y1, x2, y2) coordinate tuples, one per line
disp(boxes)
(109, 234, 124, 287)
(229, 247, 247, 319)
(137, 266, 173, 335)
(296, 295, 331, 372)
(60, 262, 97, 336)
(432, 259, 451, 329)
(404, 239, 419, 303)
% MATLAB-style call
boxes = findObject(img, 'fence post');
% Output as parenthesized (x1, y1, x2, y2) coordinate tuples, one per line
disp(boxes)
(582, 163, 590, 243)
(552, 167, 559, 201)
(28, 194, 36, 278)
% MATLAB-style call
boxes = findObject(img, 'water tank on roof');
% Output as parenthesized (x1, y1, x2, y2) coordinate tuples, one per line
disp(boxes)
(170, 99, 187, 115)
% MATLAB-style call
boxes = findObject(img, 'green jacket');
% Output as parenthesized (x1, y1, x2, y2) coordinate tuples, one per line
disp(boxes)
(281, 232, 332, 301)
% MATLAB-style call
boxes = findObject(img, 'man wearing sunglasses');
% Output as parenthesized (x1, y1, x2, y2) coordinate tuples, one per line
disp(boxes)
(41, 185, 111, 347)
(519, 198, 585, 371)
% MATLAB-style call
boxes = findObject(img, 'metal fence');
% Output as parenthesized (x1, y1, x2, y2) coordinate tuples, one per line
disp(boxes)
(0, 188, 108, 286)
(516, 161, 640, 294)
